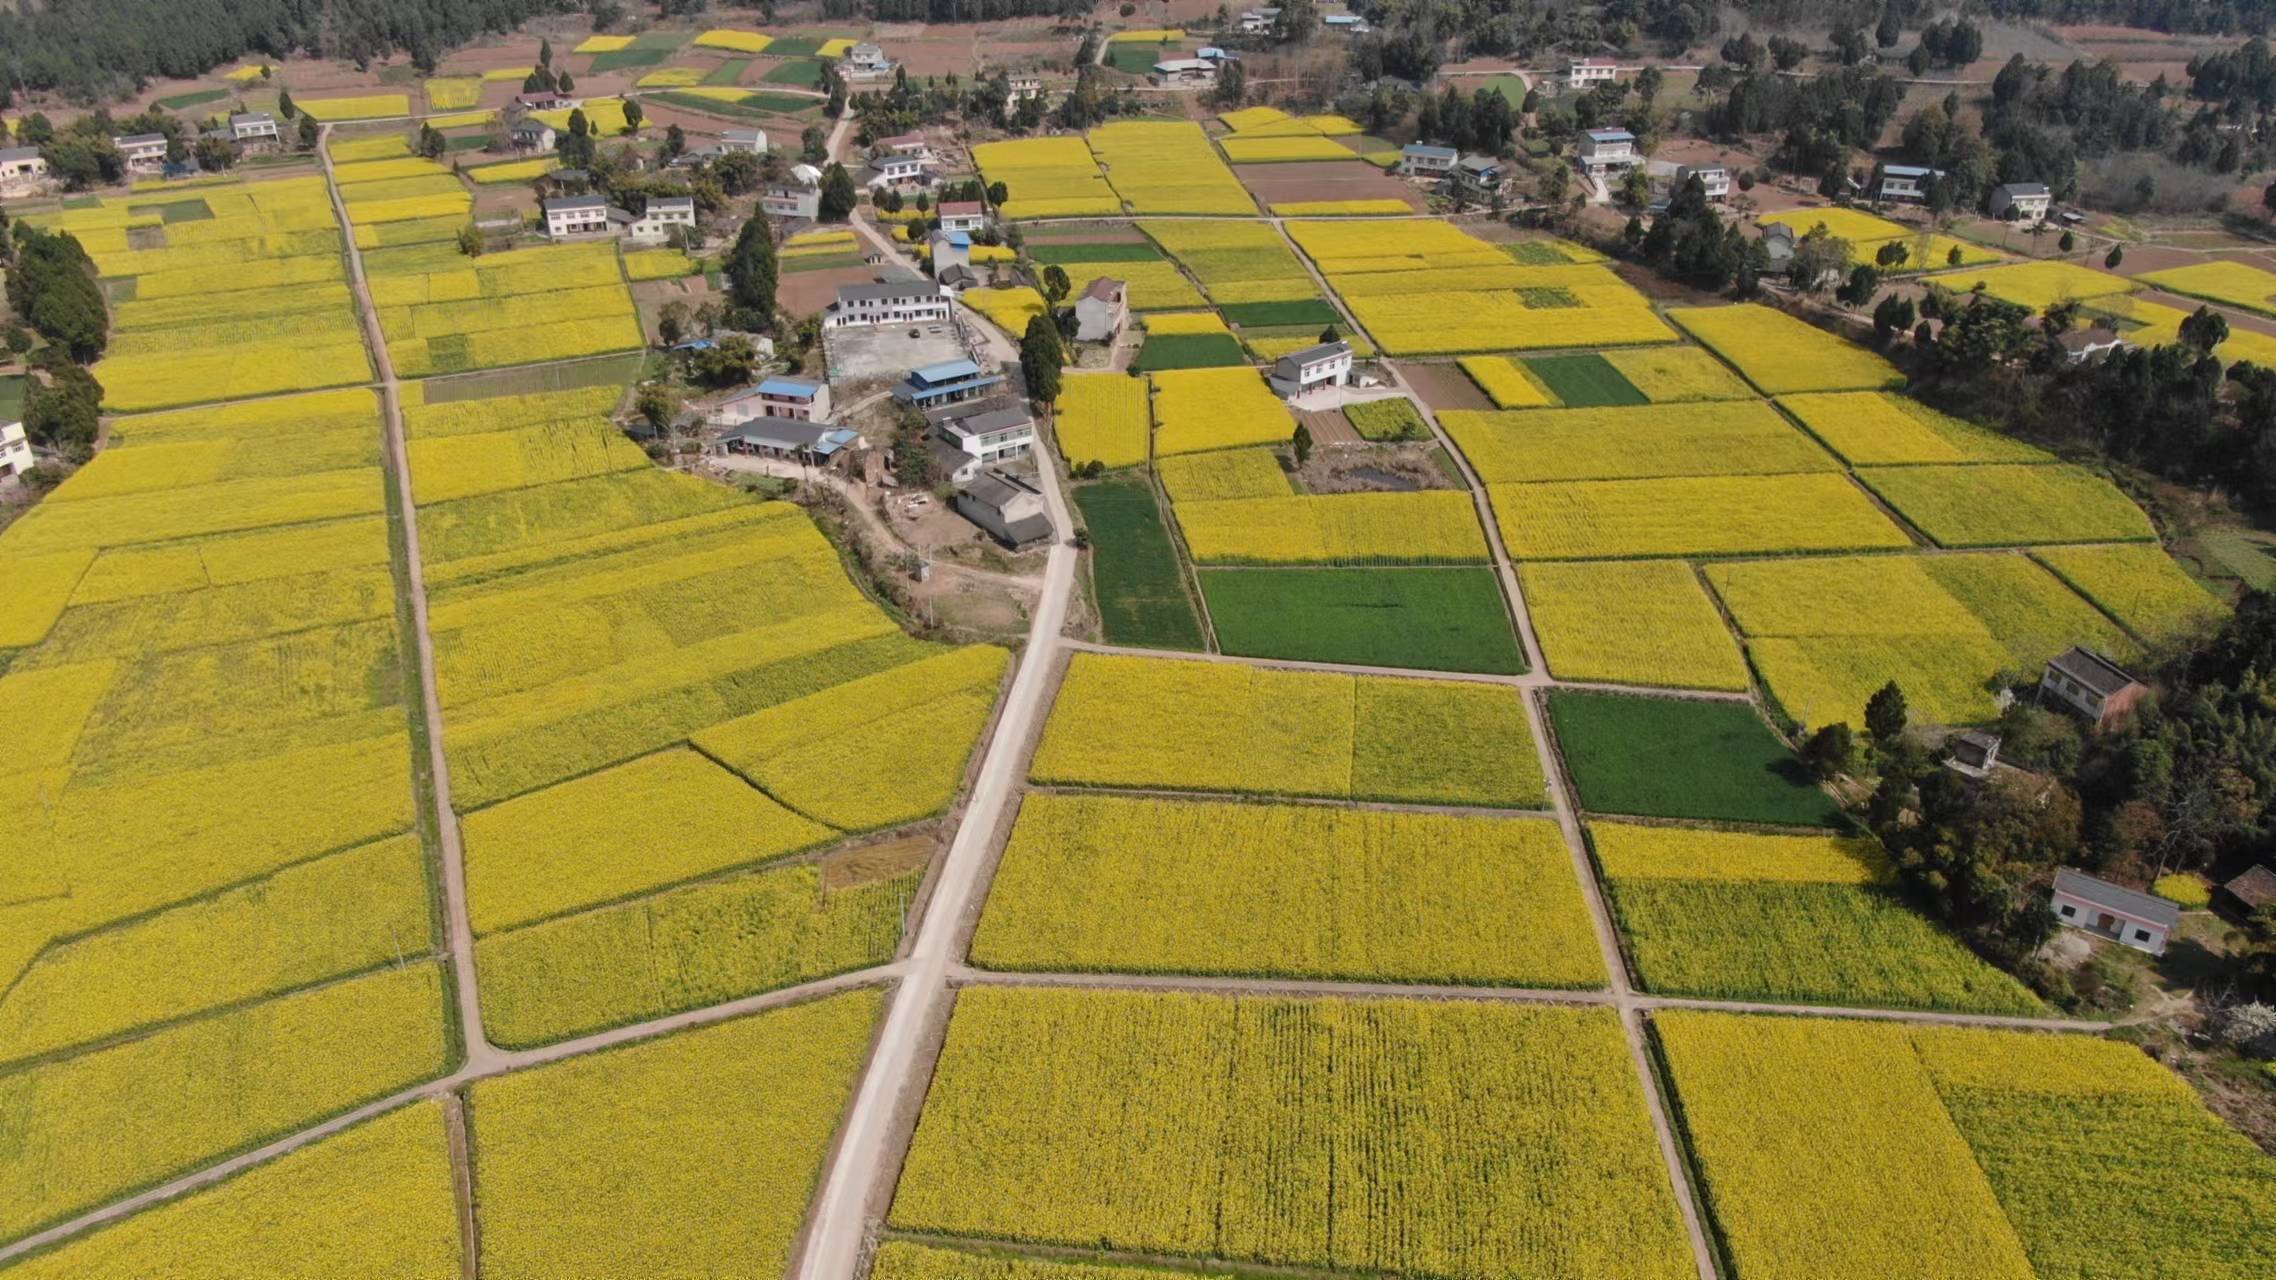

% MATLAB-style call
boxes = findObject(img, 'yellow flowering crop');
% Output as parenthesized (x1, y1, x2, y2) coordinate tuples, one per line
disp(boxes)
(692, 645, 1007, 831)
(693, 28, 774, 52)
(636, 66, 709, 86)
(962, 285, 1046, 335)
(1089, 120, 1257, 215)
(423, 76, 482, 109)
(472, 990, 881, 1277)
(573, 34, 635, 52)
(1220, 134, 1354, 163)
(4, 1101, 459, 1280)
(297, 93, 411, 121)
(1490, 473, 1910, 560)
(1460, 355, 1559, 407)
(0, 549, 96, 647)
(1269, 198, 1412, 215)
(1520, 560, 1750, 690)
(1175, 491, 1489, 565)
(1031, 652, 1547, 807)
(1150, 367, 1294, 455)
(477, 861, 916, 1047)
(2035, 543, 2230, 645)
(1603, 346, 1756, 401)
(222, 63, 270, 82)
(1108, 26, 1185, 39)
(818, 37, 857, 57)
(1218, 105, 1287, 130)
(407, 422, 650, 504)
(99, 337, 374, 411)
(346, 191, 475, 224)
(1142, 219, 1316, 301)
(333, 156, 447, 185)
(461, 746, 835, 934)
(1349, 290, 1675, 354)
(891, 989, 1696, 1279)
(531, 97, 642, 134)
(466, 156, 555, 183)
(1778, 390, 2049, 465)
(1596, 821, 1888, 883)
(2139, 259, 2276, 316)
(624, 247, 697, 279)
(1954, 259, 2136, 309)
(1156, 447, 1289, 501)
(1859, 462, 2156, 547)
(1668, 304, 1904, 393)
(974, 137, 1122, 219)
(1444, 400, 1838, 483)
(0, 963, 447, 1242)
(1054, 373, 1150, 468)
(1140, 310, 1228, 336)
(1110, 258, 1208, 309)
(973, 792, 1606, 986)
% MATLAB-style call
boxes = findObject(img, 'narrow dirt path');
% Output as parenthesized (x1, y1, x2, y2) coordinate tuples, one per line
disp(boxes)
(319, 124, 503, 1077)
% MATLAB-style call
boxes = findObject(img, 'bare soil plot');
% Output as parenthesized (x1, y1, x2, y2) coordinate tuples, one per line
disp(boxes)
(1297, 442, 1454, 492)
(1400, 361, 1494, 412)
(780, 265, 887, 320)
(1293, 407, 1364, 446)
(1232, 161, 1421, 209)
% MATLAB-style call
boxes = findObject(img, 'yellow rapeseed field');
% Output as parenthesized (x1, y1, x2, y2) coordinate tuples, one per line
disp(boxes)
(1668, 304, 1904, 394)
(962, 285, 1047, 336)
(973, 792, 1606, 986)
(1089, 120, 1257, 215)
(1220, 134, 1355, 163)
(1603, 346, 1758, 401)
(1489, 473, 1912, 560)
(3, 1101, 460, 1280)
(1173, 491, 1490, 565)
(573, 34, 635, 52)
(1520, 560, 1751, 690)
(1150, 367, 1295, 455)
(694, 28, 774, 51)
(423, 76, 482, 109)
(1030, 652, 1547, 807)
(1269, 198, 1413, 215)
(1156, 447, 1290, 501)
(471, 991, 880, 1278)
(1778, 391, 2050, 465)
(2035, 543, 2231, 645)
(1444, 401, 1838, 482)
(1952, 259, 2137, 310)
(1053, 373, 1151, 468)
(2138, 259, 2276, 316)
(297, 93, 412, 121)
(466, 156, 555, 183)
(972, 137, 1121, 219)
(891, 988, 1697, 1279)
(1459, 355, 1560, 407)
(1858, 463, 2156, 546)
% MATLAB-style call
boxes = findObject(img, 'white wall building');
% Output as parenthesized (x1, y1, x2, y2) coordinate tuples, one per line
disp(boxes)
(866, 153, 934, 189)
(1992, 181, 2052, 223)
(1878, 164, 1943, 203)
(718, 377, 832, 424)
(1267, 340, 1353, 398)
(2051, 868, 2180, 956)
(720, 128, 768, 154)
(230, 112, 280, 147)
(626, 196, 696, 244)
(934, 404, 1036, 465)
(936, 200, 988, 234)
(1676, 163, 1731, 200)
(1006, 74, 1044, 111)
(1073, 277, 1128, 343)
(1569, 58, 1618, 88)
(0, 421, 34, 479)
(1151, 58, 1218, 88)
(0, 147, 50, 195)
(114, 133, 169, 174)
(824, 279, 954, 329)
(844, 43, 895, 78)
(1577, 128, 1640, 177)
(542, 195, 614, 238)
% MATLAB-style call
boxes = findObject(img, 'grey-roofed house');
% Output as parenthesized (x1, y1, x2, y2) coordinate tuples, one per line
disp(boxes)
(1878, 163, 1943, 202)
(2057, 326, 2129, 364)
(1073, 277, 1127, 343)
(762, 178, 821, 221)
(938, 263, 981, 295)
(716, 419, 863, 468)
(542, 195, 613, 238)
(933, 403, 1035, 464)
(955, 469, 1053, 547)
(230, 112, 280, 147)
(0, 146, 50, 194)
(1267, 340, 1353, 399)
(1450, 154, 1506, 196)
(721, 128, 768, 154)
(510, 122, 557, 153)
(2051, 868, 2181, 955)
(1400, 143, 1458, 176)
(1991, 181, 2052, 223)
(1576, 128, 1638, 177)
(825, 279, 952, 329)
(927, 436, 983, 486)
(2039, 646, 2148, 731)
(114, 132, 169, 173)
(1945, 730, 2000, 778)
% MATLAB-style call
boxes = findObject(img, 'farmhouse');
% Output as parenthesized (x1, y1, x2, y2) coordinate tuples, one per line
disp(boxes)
(1073, 277, 1128, 343)
(716, 419, 863, 469)
(229, 112, 280, 148)
(1151, 59, 1218, 88)
(625, 196, 696, 244)
(894, 357, 1006, 408)
(865, 152, 936, 190)
(1451, 155, 1506, 196)
(510, 121, 557, 152)
(1400, 143, 1459, 177)
(1268, 340, 1354, 398)
(1676, 163, 1731, 200)
(720, 128, 768, 154)
(0, 420, 34, 479)
(1944, 730, 2000, 778)
(2051, 868, 2180, 956)
(0, 146, 50, 194)
(2057, 327, 2129, 363)
(876, 133, 932, 158)
(113, 133, 169, 174)
(514, 91, 575, 111)
(937, 200, 988, 234)
(843, 43, 895, 78)
(932, 402, 1037, 465)
(763, 175, 822, 221)
(1197, 46, 1240, 62)
(541, 195, 615, 238)
(1878, 164, 1943, 203)
(1005, 74, 1045, 112)
(1991, 181, 2052, 223)
(718, 376, 831, 424)
(2039, 646, 2147, 731)
(825, 279, 953, 329)
(955, 469, 1054, 547)
(2223, 864, 2276, 917)
(1576, 128, 1639, 178)
(1569, 58, 1619, 88)
(928, 436, 984, 486)
(937, 263, 981, 294)
(1237, 8, 1280, 33)
(1323, 13, 1369, 33)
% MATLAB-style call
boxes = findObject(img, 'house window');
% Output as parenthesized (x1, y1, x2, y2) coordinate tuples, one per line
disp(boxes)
(2058, 904, 2076, 918)
(2133, 929, 2152, 943)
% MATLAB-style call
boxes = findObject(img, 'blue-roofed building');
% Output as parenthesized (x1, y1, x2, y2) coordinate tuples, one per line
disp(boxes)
(1196, 46, 1239, 61)
(1577, 127, 1640, 178)
(1401, 143, 1459, 176)
(894, 358, 1005, 408)
(1878, 163, 1944, 203)
(932, 229, 973, 278)
(719, 375, 832, 425)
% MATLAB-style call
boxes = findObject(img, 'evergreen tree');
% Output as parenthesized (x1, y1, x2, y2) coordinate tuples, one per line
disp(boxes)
(818, 162, 857, 221)
(1865, 681, 1909, 746)
(724, 207, 778, 324)
(1020, 314, 1063, 405)
(276, 86, 296, 118)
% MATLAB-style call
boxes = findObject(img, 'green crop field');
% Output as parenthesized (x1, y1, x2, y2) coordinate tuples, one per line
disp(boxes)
(1131, 332, 1247, 371)
(1548, 690, 1843, 828)
(1073, 475, 1206, 650)
(1219, 299, 1340, 327)
(1524, 353, 1647, 406)
(762, 59, 825, 85)
(703, 58, 752, 85)
(1198, 567, 1523, 673)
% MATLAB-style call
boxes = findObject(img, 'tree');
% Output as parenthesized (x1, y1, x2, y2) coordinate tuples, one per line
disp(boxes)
(1636, 66, 1664, 108)
(2106, 244, 2124, 269)
(713, 151, 760, 196)
(456, 222, 483, 258)
(1873, 292, 1917, 343)
(2180, 305, 2230, 353)
(635, 383, 674, 432)
(567, 108, 589, 139)
(622, 97, 642, 133)
(297, 114, 318, 150)
(1020, 314, 1063, 405)
(692, 336, 760, 388)
(6, 226, 108, 362)
(2059, 229, 2077, 253)
(818, 163, 857, 222)
(1837, 262, 1880, 308)
(1802, 723, 1857, 780)
(658, 301, 691, 347)
(724, 208, 778, 322)
(1865, 680, 1909, 746)
(1877, 1, 1903, 48)
(1768, 35, 1808, 70)
(1211, 58, 1247, 107)
(276, 86, 296, 119)
(1875, 240, 1910, 268)
(418, 123, 444, 159)
(1832, 27, 1870, 65)
(1319, 324, 1339, 343)
(1292, 422, 1313, 466)
(557, 71, 575, 95)
(987, 180, 1009, 207)
(1947, 243, 1963, 266)
(26, 364, 103, 449)
(665, 124, 687, 158)
(1041, 264, 1071, 305)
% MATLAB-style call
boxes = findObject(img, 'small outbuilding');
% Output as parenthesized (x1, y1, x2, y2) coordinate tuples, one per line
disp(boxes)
(2222, 864, 2276, 918)
(955, 469, 1054, 547)
(1945, 730, 2001, 779)
(2050, 868, 2181, 956)
(2039, 646, 2148, 732)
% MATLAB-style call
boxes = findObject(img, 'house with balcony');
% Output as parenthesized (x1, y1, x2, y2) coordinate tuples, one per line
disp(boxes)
(1991, 181, 2052, 223)
(1676, 163, 1731, 200)
(932, 402, 1036, 465)
(1569, 58, 1618, 88)
(625, 196, 696, 245)
(542, 195, 615, 238)
(1878, 164, 1943, 203)
(825, 279, 954, 329)
(1400, 143, 1459, 177)
(843, 43, 895, 79)
(1267, 340, 1353, 398)
(114, 133, 169, 174)
(230, 112, 281, 149)
(1576, 128, 1640, 178)
(937, 200, 988, 234)
(1151, 59, 1218, 88)
(0, 420, 34, 479)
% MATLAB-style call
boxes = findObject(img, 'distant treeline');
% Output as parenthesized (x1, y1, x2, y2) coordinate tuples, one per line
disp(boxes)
(0, 0, 582, 103)
(816, 0, 1087, 22)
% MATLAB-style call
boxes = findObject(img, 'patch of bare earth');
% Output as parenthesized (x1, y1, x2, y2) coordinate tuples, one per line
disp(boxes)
(1399, 361, 1493, 412)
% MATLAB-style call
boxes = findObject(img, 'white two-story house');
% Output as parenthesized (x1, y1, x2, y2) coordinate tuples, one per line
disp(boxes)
(114, 133, 169, 174)
(1577, 128, 1640, 178)
(824, 279, 953, 329)
(542, 195, 614, 238)
(626, 196, 696, 244)
(1267, 340, 1353, 398)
